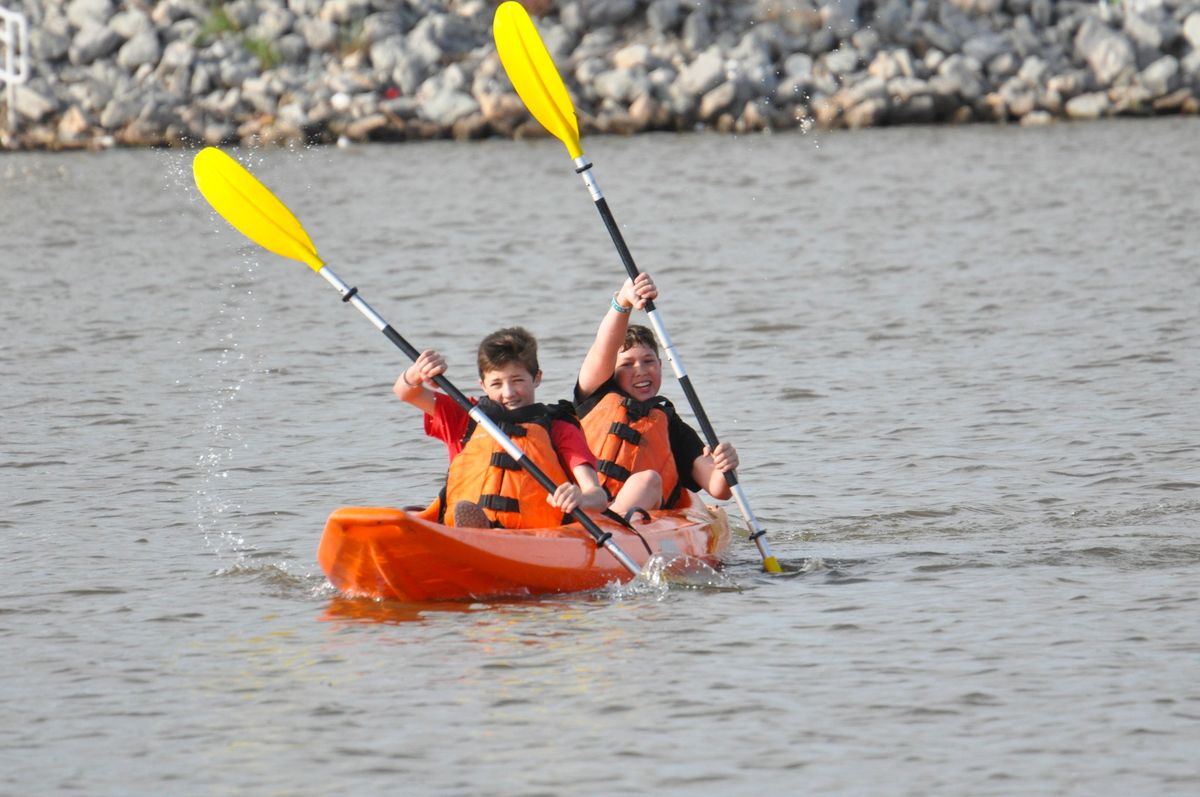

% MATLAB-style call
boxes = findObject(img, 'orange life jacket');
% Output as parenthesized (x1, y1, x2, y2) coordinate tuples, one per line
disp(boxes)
(578, 390, 688, 509)
(440, 399, 572, 530)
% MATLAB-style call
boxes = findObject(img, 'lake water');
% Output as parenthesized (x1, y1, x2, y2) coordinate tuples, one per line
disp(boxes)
(2, 117, 1198, 795)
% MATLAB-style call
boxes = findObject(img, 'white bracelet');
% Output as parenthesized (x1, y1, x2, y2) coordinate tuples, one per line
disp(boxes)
(611, 292, 631, 314)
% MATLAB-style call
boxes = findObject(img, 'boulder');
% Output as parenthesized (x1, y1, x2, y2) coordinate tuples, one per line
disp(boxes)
(678, 47, 726, 96)
(1138, 55, 1179, 97)
(1065, 91, 1110, 119)
(116, 32, 161, 70)
(66, 0, 115, 30)
(14, 86, 59, 122)
(1075, 17, 1136, 85)
(420, 90, 479, 126)
(69, 24, 123, 66)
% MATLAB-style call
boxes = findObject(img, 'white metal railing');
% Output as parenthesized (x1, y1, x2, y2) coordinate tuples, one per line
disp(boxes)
(0, 5, 30, 133)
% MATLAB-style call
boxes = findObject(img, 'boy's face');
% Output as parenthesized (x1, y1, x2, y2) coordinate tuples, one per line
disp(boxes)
(614, 344, 662, 402)
(480, 362, 541, 410)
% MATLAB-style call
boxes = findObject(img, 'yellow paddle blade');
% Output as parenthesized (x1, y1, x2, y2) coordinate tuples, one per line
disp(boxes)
(493, 1, 583, 160)
(192, 147, 324, 271)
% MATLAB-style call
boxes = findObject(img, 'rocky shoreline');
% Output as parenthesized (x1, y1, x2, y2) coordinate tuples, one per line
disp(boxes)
(5, 0, 1200, 151)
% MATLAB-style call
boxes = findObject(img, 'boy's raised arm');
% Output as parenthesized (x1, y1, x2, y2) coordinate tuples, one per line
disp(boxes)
(577, 273, 658, 398)
(393, 349, 447, 416)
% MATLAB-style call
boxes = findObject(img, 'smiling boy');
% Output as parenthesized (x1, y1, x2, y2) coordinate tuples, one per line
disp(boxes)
(395, 326, 658, 528)
(574, 274, 739, 510)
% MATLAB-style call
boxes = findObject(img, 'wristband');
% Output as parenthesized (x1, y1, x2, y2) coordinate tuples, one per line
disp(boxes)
(401, 368, 418, 387)
(611, 292, 631, 314)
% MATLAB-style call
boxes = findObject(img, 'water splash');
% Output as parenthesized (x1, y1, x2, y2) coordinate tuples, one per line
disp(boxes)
(606, 554, 742, 600)
(162, 147, 270, 563)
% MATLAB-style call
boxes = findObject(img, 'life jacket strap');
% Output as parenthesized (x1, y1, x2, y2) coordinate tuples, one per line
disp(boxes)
(597, 459, 632, 483)
(489, 452, 520, 470)
(479, 494, 520, 514)
(607, 422, 642, 445)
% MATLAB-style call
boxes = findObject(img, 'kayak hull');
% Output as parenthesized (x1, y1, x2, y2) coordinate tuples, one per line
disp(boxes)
(318, 503, 731, 602)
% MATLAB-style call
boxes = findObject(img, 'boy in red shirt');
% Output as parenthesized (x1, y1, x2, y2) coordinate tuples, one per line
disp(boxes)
(395, 326, 659, 528)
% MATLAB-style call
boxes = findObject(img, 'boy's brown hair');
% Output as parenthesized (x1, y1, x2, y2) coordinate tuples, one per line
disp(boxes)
(477, 326, 540, 378)
(622, 324, 660, 358)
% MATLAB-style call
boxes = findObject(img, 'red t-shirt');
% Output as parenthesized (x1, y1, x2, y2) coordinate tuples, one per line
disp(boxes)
(424, 393, 596, 474)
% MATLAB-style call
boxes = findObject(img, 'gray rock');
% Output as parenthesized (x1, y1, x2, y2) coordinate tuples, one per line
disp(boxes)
(276, 33, 309, 64)
(821, 0, 859, 39)
(1124, 10, 1165, 67)
(937, 54, 986, 101)
(109, 10, 153, 40)
(14, 85, 59, 122)
(963, 31, 1012, 65)
(699, 79, 739, 119)
(1046, 68, 1093, 98)
(948, 0, 1002, 13)
(361, 11, 416, 44)
(222, 0, 260, 30)
(242, 76, 278, 114)
(998, 78, 1037, 116)
(190, 63, 215, 96)
(873, 0, 912, 42)
(1065, 90, 1110, 119)
(1011, 15, 1042, 58)
(31, 27, 72, 62)
(1030, 0, 1052, 27)
(1020, 110, 1054, 126)
(66, 0, 115, 30)
(594, 68, 649, 103)
(1018, 55, 1050, 84)
(612, 43, 653, 71)
(1183, 49, 1200, 80)
(99, 93, 142, 128)
(416, 63, 470, 102)
(298, 18, 338, 52)
(648, 65, 677, 90)
(851, 28, 882, 61)
(409, 13, 476, 57)
(784, 52, 815, 78)
(420, 89, 479, 126)
(541, 24, 576, 61)
(845, 95, 888, 128)
(919, 22, 962, 55)
(1138, 55, 1179, 96)
(69, 24, 123, 66)
(248, 7, 296, 41)
(369, 35, 407, 73)
(823, 46, 862, 76)
(1184, 13, 1200, 49)
(321, 0, 372, 24)
(870, 48, 919, 80)
(678, 46, 726, 96)
(987, 51, 1019, 82)
(887, 76, 931, 103)
(844, 75, 887, 107)
(682, 10, 713, 53)
(585, 0, 639, 27)
(116, 32, 161, 70)
(1075, 17, 1136, 85)
(648, 0, 683, 34)
(159, 39, 195, 70)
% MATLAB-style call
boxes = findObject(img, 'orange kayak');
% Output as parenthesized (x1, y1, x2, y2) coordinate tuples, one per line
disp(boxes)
(318, 502, 731, 602)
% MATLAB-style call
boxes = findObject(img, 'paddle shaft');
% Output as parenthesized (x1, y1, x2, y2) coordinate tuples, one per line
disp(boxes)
(315, 265, 642, 577)
(573, 157, 779, 569)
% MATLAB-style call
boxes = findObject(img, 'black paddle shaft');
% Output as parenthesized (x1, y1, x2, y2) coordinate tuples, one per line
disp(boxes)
(591, 197, 740, 491)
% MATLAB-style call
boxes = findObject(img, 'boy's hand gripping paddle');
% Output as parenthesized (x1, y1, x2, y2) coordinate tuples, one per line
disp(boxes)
(493, 2, 783, 573)
(191, 147, 643, 578)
